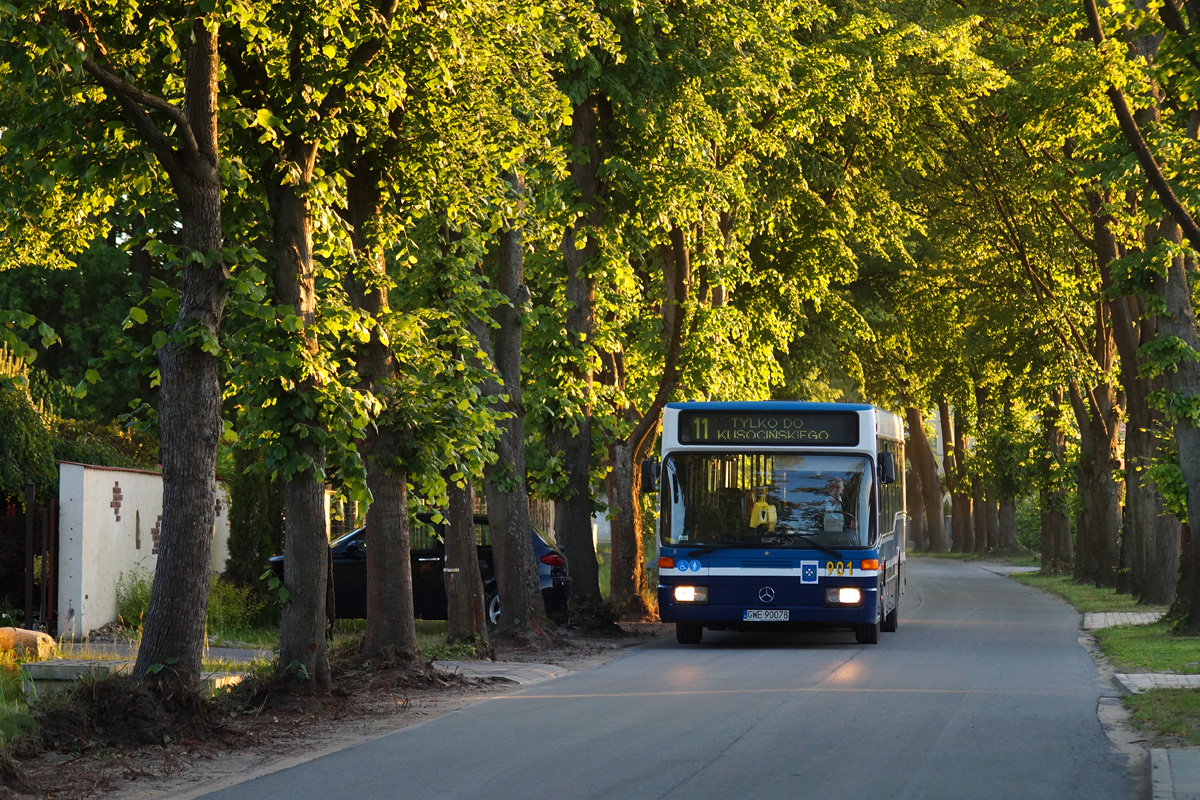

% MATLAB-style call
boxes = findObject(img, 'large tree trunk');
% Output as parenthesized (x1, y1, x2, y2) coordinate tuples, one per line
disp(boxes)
(606, 224, 691, 617)
(343, 156, 421, 661)
(1040, 390, 1073, 572)
(951, 404, 973, 554)
(469, 303, 542, 633)
(132, 20, 228, 687)
(554, 92, 604, 602)
(606, 439, 650, 614)
(998, 498, 1017, 551)
(1153, 231, 1200, 628)
(1091, 189, 1177, 603)
(1081, 0, 1200, 622)
(473, 172, 544, 635)
(907, 459, 927, 552)
(444, 479, 489, 653)
(972, 477, 987, 553)
(1125, 383, 1177, 603)
(278, 439, 331, 688)
(361, 446, 418, 659)
(986, 496, 1002, 552)
(271, 169, 330, 690)
(906, 407, 946, 552)
(1068, 377, 1123, 588)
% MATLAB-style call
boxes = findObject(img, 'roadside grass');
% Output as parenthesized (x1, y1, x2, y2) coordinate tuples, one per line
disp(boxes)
(1093, 621, 1200, 674)
(1009, 572, 1157, 613)
(1124, 689, 1200, 746)
(916, 549, 1040, 568)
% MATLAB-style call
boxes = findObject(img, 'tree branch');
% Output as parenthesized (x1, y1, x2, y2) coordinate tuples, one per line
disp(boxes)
(1083, 0, 1200, 249)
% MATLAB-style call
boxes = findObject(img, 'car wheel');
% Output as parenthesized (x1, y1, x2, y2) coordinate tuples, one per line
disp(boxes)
(486, 592, 501, 627)
(675, 622, 703, 644)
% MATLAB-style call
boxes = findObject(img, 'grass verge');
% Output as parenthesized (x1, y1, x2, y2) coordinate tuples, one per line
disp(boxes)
(1124, 689, 1200, 746)
(1093, 621, 1200, 674)
(917, 550, 1040, 568)
(1009, 572, 1159, 613)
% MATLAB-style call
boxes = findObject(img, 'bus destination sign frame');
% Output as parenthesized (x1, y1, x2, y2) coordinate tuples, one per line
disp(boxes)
(677, 410, 860, 447)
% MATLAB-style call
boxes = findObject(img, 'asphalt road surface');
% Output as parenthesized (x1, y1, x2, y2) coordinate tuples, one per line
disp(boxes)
(199, 558, 1135, 800)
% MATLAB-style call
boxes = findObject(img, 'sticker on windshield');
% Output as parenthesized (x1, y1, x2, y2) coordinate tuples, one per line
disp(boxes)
(801, 561, 818, 584)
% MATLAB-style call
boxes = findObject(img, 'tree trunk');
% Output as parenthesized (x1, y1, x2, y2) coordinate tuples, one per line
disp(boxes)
(938, 400, 956, 551)
(605, 224, 690, 617)
(951, 405, 973, 554)
(444, 479, 489, 653)
(473, 172, 545, 635)
(606, 439, 650, 615)
(1040, 390, 1073, 572)
(907, 460, 927, 551)
(1068, 378, 1123, 588)
(1152, 234, 1200, 628)
(554, 92, 603, 602)
(360, 445, 418, 659)
(1080, 7, 1200, 621)
(343, 156, 421, 662)
(906, 407, 946, 552)
(972, 476, 987, 553)
(132, 20, 228, 687)
(999, 498, 1017, 551)
(278, 437, 330, 688)
(1091, 188, 1177, 604)
(270, 164, 330, 689)
(986, 496, 1001, 552)
(469, 303, 542, 633)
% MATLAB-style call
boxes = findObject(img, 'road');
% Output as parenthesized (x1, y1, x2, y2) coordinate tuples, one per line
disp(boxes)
(199, 558, 1136, 800)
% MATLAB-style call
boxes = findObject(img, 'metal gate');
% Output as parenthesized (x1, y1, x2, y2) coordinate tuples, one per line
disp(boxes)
(0, 483, 58, 632)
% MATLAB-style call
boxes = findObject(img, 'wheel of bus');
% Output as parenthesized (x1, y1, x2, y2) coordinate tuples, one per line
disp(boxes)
(485, 591, 501, 627)
(882, 603, 899, 633)
(676, 622, 703, 645)
(855, 620, 880, 644)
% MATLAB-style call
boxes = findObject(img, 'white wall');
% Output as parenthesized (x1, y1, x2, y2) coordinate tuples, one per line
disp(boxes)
(56, 462, 231, 640)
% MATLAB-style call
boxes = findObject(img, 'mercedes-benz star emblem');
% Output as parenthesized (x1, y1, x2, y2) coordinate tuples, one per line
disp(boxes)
(758, 586, 776, 603)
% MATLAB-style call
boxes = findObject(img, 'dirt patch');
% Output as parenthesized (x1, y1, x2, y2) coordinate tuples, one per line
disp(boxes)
(8, 623, 670, 800)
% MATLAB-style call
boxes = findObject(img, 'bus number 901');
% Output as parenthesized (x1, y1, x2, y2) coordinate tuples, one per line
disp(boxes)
(826, 561, 853, 576)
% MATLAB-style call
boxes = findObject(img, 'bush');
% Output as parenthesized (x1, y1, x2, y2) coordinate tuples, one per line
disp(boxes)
(115, 569, 153, 629)
(114, 570, 265, 633)
(206, 576, 264, 632)
(1015, 494, 1041, 553)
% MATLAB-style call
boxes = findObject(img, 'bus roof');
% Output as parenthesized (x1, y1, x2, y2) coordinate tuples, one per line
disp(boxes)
(666, 401, 878, 412)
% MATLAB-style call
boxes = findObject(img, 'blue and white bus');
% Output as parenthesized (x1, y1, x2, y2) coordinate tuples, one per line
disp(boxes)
(650, 402, 905, 645)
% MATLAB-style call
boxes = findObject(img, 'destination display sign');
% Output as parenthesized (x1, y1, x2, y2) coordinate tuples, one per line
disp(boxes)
(677, 410, 860, 447)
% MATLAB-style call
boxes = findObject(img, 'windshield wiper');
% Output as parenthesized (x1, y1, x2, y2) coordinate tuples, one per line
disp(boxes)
(793, 535, 844, 559)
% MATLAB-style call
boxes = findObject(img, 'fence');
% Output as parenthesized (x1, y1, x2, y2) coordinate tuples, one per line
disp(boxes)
(0, 483, 58, 632)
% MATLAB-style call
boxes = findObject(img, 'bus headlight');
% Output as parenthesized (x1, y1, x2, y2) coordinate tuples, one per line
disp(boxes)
(826, 587, 862, 605)
(674, 585, 708, 603)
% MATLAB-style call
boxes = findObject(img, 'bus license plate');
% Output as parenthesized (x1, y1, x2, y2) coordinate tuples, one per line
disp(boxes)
(744, 609, 789, 622)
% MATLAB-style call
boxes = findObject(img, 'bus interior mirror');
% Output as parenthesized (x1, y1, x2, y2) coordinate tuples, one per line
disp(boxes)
(640, 458, 660, 494)
(879, 452, 897, 485)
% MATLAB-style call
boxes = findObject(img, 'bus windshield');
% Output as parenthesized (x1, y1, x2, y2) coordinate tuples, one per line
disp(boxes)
(662, 452, 874, 550)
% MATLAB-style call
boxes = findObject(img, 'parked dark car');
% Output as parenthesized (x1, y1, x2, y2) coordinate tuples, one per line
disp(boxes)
(269, 513, 570, 624)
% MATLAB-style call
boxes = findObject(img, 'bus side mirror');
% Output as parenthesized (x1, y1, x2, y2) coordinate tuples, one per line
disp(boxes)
(879, 452, 897, 485)
(640, 458, 660, 494)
